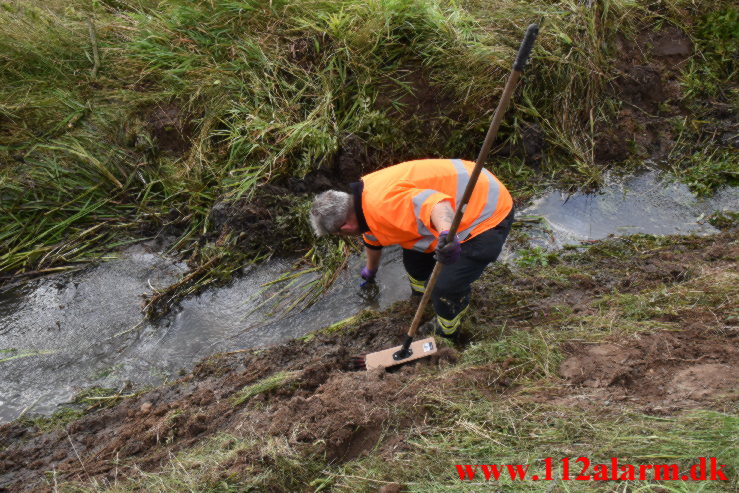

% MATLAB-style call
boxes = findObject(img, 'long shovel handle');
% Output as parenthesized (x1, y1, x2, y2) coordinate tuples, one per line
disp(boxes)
(401, 24, 539, 348)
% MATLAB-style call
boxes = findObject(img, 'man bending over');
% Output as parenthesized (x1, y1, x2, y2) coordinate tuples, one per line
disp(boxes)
(310, 158, 514, 341)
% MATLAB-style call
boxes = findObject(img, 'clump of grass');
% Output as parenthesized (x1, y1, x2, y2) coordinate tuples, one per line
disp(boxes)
(682, 7, 738, 101)
(600, 269, 739, 322)
(708, 210, 739, 230)
(16, 387, 130, 432)
(231, 371, 299, 407)
(514, 246, 559, 267)
(18, 408, 85, 433)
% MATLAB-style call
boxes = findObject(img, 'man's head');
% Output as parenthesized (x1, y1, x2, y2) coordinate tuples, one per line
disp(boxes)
(309, 190, 359, 236)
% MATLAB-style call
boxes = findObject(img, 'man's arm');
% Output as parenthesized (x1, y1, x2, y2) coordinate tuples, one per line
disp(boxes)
(430, 200, 462, 264)
(430, 200, 455, 233)
(365, 245, 382, 271)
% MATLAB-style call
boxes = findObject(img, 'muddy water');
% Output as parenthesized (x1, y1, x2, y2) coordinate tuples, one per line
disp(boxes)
(0, 170, 736, 422)
(518, 169, 737, 249)
(0, 244, 409, 423)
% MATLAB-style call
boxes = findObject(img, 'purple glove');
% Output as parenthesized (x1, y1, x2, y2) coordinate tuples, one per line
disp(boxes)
(360, 267, 378, 287)
(435, 231, 461, 264)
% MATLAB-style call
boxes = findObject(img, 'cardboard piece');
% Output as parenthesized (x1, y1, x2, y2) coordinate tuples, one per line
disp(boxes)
(364, 337, 438, 370)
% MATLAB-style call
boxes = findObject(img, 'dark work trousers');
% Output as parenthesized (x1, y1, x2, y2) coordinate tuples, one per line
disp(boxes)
(402, 208, 514, 323)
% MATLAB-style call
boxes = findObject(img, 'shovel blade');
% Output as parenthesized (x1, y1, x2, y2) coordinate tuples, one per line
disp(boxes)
(364, 337, 438, 370)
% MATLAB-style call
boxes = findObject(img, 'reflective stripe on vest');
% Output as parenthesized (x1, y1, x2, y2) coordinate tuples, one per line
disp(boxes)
(450, 159, 501, 241)
(411, 189, 438, 252)
(450, 159, 468, 209)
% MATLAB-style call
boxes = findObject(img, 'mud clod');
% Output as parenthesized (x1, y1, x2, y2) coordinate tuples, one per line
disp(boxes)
(146, 103, 194, 154)
(378, 483, 403, 493)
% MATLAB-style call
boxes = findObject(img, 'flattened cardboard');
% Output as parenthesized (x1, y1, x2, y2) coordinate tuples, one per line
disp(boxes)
(365, 337, 438, 370)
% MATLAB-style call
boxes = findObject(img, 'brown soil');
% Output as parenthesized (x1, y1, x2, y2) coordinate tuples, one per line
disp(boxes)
(2, 232, 736, 491)
(143, 103, 195, 154)
(557, 326, 738, 413)
(0, 303, 435, 491)
(594, 27, 695, 163)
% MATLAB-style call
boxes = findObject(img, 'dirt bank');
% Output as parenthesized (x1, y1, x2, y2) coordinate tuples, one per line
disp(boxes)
(1, 230, 736, 491)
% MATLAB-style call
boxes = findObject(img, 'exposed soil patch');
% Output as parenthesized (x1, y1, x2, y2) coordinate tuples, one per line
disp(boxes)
(558, 326, 738, 412)
(594, 27, 694, 163)
(0, 303, 433, 491)
(207, 184, 311, 255)
(122, 102, 196, 158)
(484, 233, 738, 415)
(145, 103, 195, 154)
(1, 232, 736, 491)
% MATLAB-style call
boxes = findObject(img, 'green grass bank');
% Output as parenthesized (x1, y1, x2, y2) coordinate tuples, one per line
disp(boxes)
(1, 0, 737, 315)
(1, 229, 736, 491)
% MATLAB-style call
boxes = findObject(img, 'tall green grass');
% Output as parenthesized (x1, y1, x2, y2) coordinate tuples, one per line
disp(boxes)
(1, 0, 735, 309)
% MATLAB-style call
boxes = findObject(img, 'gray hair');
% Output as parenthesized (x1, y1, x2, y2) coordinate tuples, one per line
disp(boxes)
(310, 190, 352, 236)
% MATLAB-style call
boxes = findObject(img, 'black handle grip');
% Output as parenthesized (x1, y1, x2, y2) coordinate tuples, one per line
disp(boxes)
(513, 23, 539, 72)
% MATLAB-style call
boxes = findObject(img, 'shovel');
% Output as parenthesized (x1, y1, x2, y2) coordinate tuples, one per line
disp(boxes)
(360, 23, 540, 371)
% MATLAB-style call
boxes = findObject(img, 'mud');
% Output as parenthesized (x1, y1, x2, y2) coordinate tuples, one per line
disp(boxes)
(207, 184, 311, 254)
(2, 231, 736, 491)
(143, 103, 195, 154)
(554, 320, 739, 414)
(0, 303, 428, 490)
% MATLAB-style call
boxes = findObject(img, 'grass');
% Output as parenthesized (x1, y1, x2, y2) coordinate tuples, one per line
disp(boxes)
(54, 409, 736, 491)
(334, 407, 737, 492)
(57, 432, 327, 492)
(17, 408, 85, 434)
(231, 371, 299, 407)
(681, 7, 738, 102)
(678, 148, 739, 197)
(514, 245, 559, 267)
(708, 211, 739, 230)
(1, 0, 736, 317)
(2, 3, 736, 489)
(17, 387, 132, 432)
(43, 231, 738, 492)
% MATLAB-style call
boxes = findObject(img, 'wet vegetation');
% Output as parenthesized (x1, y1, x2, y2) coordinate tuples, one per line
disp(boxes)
(1, 0, 737, 491)
(1, 231, 736, 491)
(1, 0, 737, 315)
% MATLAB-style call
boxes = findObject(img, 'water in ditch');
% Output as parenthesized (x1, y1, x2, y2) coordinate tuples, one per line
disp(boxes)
(1, 169, 736, 423)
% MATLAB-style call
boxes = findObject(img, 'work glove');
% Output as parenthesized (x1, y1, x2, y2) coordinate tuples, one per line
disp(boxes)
(359, 266, 378, 287)
(435, 231, 461, 265)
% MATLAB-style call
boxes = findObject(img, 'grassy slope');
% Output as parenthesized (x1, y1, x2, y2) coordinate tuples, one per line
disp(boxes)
(17, 230, 729, 492)
(0, 2, 737, 491)
(1, 0, 737, 314)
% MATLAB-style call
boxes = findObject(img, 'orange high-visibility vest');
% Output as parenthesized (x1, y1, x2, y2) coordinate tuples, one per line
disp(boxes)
(358, 159, 513, 252)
